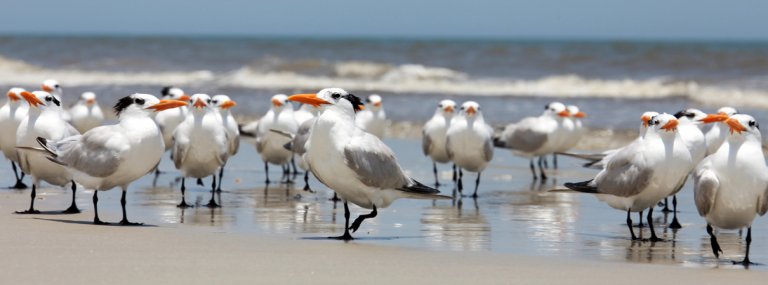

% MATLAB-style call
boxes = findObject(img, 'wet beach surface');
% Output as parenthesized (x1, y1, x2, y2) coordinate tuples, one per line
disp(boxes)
(3, 137, 766, 271)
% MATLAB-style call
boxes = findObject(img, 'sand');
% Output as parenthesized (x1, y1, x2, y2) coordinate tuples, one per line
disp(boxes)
(0, 191, 764, 285)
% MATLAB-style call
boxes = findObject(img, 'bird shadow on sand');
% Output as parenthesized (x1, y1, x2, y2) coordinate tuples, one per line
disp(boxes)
(301, 235, 425, 241)
(13, 210, 83, 216)
(32, 217, 158, 227)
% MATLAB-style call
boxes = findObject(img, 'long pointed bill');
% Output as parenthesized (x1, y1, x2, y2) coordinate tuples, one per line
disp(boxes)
(373, 102, 382, 107)
(573, 111, 586, 118)
(7, 91, 20, 102)
(661, 119, 678, 132)
(641, 115, 651, 128)
(558, 110, 570, 117)
(287, 93, 329, 108)
(220, 100, 237, 109)
(726, 118, 747, 134)
(699, 113, 730, 124)
(41, 85, 53, 93)
(443, 105, 454, 113)
(466, 106, 476, 116)
(146, 100, 188, 112)
(193, 98, 206, 109)
(178, 94, 191, 101)
(272, 98, 283, 107)
(86, 98, 96, 105)
(20, 91, 43, 107)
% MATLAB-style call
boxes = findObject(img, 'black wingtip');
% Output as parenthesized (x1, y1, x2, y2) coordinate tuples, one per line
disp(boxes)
(238, 124, 256, 137)
(563, 180, 598, 194)
(35, 137, 57, 157)
(399, 179, 439, 194)
(492, 137, 506, 148)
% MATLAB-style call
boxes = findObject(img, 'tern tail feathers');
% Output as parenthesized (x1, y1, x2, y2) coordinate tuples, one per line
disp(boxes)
(396, 179, 450, 199)
(269, 129, 295, 139)
(238, 124, 257, 137)
(564, 180, 598, 194)
(492, 136, 507, 148)
(554, 152, 605, 169)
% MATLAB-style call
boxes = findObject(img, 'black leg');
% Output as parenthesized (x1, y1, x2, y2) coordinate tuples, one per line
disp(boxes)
(16, 183, 40, 214)
(538, 156, 548, 180)
(530, 159, 537, 181)
(216, 165, 224, 192)
(452, 164, 457, 184)
(433, 162, 440, 187)
(196, 178, 204, 186)
(93, 191, 108, 225)
(733, 227, 756, 266)
(206, 175, 220, 208)
(303, 172, 314, 192)
(264, 162, 270, 184)
(472, 172, 481, 198)
(177, 178, 193, 208)
(457, 168, 464, 193)
(669, 195, 682, 229)
(119, 190, 142, 225)
(707, 224, 723, 258)
(646, 206, 663, 242)
(291, 157, 299, 175)
(553, 153, 558, 169)
(542, 155, 549, 169)
(661, 197, 671, 212)
(349, 205, 377, 233)
(62, 181, 80, 213)
(10, 161, 27, 189)
(638, 211, 644, 227)
(627, 210, 638, 240)
(330, 192, 340, 202)
(329, 201, 353, 240)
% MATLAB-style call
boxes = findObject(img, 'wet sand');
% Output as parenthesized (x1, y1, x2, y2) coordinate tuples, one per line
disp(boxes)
(1, 138, 767, 283)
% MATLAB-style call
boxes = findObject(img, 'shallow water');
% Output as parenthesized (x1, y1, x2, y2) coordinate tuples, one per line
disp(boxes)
(3, 138, 766, 271)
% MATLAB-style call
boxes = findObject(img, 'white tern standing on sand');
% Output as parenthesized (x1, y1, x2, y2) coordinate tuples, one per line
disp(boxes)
(355, 94, 388, 138)
(0, 87, 29, 189)
(422, 99, 456, 187)
(255, 94, 298, 184)
(69, 92, 104, 133)
(446, 101, 494, 198)
(211, 94, 239, 192)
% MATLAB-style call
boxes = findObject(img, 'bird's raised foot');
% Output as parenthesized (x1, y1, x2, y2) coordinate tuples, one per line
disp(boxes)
(10, 180, 28, 189)
(669, 218, 682, 229)
(93, 218, 110, 225)
(118, 219, 143, 226)
(711, 240, 723, 258)
(176, 201, 194, 208)
(303, 186, 315, 193)
(206, 199, 221, 208)
(61, 205, 81, 214)
(15, 209, 41, 214)
(327, 232, 354, 241)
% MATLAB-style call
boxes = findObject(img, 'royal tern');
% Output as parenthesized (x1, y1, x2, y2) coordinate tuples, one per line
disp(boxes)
(172, 94, 229, 208)
(254, 94, 298, 184)
(155, 86, 190, 151)
(69, 92, 104, 133)
(693, 114, 767, 266)
(15, 91, 80, 214)
(41, 79, 70, 121)
(211, 94, 239, 192)
(422, 99, 456, 186)
(703, 107, 738, 155)
(552, 105, 586, 168)
(494, 102, 570, 180)
(288, 88, 448, 240)
(565, 114, 692, 241)
(32, 94, 187, 224)
(355, 94, 388, 138)
(446, 101, 494, 198)
(0, 88, 29, 189)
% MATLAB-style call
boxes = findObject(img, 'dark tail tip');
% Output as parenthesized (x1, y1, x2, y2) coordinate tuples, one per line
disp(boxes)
(493, 137, 506, 148)
(564, 180, 598, 194)
(35, 137, 57, 157)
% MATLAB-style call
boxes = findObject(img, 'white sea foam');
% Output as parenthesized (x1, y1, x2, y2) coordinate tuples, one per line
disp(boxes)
(1, 55, 767, 109)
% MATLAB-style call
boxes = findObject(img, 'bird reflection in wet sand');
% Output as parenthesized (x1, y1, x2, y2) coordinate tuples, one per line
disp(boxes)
(422, 199, 490, 251)
(253, 184, 331, 235)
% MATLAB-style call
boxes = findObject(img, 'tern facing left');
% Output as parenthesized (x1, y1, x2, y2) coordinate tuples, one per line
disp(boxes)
(69, 92, 105, 133)
(446, 101, 494, 198)
(212, 94, 239, 192)
(1, 87, 29, 189)
(288, 88, 449, 240)
(693, 114, 767, 266)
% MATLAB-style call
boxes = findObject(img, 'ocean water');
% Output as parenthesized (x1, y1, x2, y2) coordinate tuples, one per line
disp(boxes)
(2, 36, 768, 130)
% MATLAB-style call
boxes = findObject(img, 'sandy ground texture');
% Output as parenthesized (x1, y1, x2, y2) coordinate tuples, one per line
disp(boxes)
(0, 192, 765, 285)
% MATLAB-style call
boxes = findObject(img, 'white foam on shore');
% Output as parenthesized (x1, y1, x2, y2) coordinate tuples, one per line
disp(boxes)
(2, 55, 767, 109)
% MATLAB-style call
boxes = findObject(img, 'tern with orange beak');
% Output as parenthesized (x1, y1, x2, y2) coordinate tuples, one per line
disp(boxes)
(172, 94, 229, 208)
(15, 90, 81, 214)
(41, 79, 71, 121)
(565, 114, 692, 241)
(155, 86, 190, 152)
(254, 94, 298, 184)
(422, 99, 457, 187)
(494, 102, 571, 181)
(211, 94, 239, 192)
(69, 92, 104, 133)
(31, 94, 188, 224)
(551, 105, 587, 169)
(0, 87, 30, 189)
(693, 114, 767, 266)
(701, 107, 738, 155)
(355, 94, 388, 138)
(446, 101, 494, 198)
(288, 88, 449, 240)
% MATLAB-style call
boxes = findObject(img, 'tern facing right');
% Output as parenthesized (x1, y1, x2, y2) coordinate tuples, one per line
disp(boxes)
(211, 94, 239, 192)
(693, 114, 767, 266)
(255, 94, 298, 184)
(565, 114, 692, 241)
(288, 88, 449, 240)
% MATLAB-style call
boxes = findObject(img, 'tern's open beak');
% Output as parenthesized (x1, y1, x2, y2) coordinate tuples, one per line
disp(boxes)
(726, 118, 747, 134)
(443, 105, 454, 113)
(86, 98, 96, 105)
(193, 98, 206, 109)
(220, 100, 237, 109)
(699, 113, 730, 124)
(178, 94, 191, 102)
(7, 91, 20, 102)
(661, 119, 678, 132)
(146, 100, 188, 112)
(573, 111, 586, 118)
(557, 110, 570, 117)
(20, 91, 43, 107)
(466, 106, 476, 116)
(41, 84, 53, 93)
(287, 93, 329, 108)
(641, 115, 651, 128)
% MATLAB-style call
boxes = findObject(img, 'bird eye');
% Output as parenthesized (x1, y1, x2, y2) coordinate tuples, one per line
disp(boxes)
(331, 93, 341, 99)
(207, 99, 212, 103)
(45, 96, 52, 101)
(134, 98, 145, 105)
(749, 120, 759, 129)
(212, 100, 218, 104)
(55, 84, 60, 88)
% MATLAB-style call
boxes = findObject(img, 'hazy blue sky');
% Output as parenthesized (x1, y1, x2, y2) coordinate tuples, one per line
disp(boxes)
(3, 0, 768, 40)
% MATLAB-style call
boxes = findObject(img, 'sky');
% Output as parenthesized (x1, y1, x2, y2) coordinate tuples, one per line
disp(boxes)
(2, 0, 768, 41)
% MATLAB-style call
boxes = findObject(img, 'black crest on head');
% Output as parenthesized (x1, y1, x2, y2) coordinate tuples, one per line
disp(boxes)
(113, 95, 135, 117)
(673, 110, 694, 119)
(343, 94, 364, 112)
(161, 86, 173, 96)
(50, 96, 60, 107)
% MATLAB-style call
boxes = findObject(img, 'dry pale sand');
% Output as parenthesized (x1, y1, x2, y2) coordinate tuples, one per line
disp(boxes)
(0, 192, 764, 284)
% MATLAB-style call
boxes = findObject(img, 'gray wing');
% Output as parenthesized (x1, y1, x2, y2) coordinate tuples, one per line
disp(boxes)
(422, 130, 431, 156)
(343, 133, 410, 190)
(693, 168, 719, 216)
(593, 143, 653, 197)
(445, 135, 454, 160)
(501, 120, 547, 152)
(293, 119, 314, 154)
(172, 136, 188, 169)
(760, 185, 768, 216)
(54, 126, 123, 177)
(483, 138, 494, 162)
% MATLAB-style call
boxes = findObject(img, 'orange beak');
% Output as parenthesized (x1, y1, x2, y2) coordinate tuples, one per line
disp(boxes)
(271, 97, 283, 107)
(7, 91, 20, 102)
(726, 118, 747, 134)
(287, 93, 329, 108)
(699, 113, 730, 124)
(178, 94, 191, 102)
(220, 100, 237, 109)
(193, 98, 206, 109)
(558, 110, 570, 117)
(641, 115, 651, 128)
(573, 111, 586, 118)
(86, 98, 96, 105)
(41, 84, 54, 92)
(660, 119, 678, 132)
(466, 106, 476, 116)
(20, 91, 44, 107)
(443, 105, 454, 113)
(145, 99, 188, 112)
(373, 102, 382, 107)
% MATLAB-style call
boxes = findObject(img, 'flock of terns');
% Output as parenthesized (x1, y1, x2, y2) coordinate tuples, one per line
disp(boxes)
(1, 80, 766, 266)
